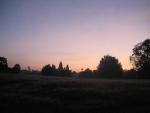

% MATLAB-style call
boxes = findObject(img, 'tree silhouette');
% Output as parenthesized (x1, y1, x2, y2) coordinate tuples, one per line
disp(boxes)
(12, 64, 21, 73)
(80, 68, 93, 77)
(0, 57, 8, 72)
(130, 39, 150, 77)
(64, 65, 71, 75)
(52, 64, 57, 75)
(65, 65, 69, 71)
(41, 62, 72, 76)
(58, 61, 63, 71)
(97, 55, 123, 78)
(58, 61, 64, 74)
(41, 64, 52, 75)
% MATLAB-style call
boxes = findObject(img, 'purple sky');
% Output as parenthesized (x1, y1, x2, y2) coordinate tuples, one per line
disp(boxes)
(0, 0, 150, 71)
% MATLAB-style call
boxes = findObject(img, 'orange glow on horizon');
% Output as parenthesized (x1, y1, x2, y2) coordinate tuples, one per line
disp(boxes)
(17, 58, 132, 72)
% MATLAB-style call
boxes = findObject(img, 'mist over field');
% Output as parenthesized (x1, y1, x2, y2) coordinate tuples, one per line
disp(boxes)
(1, 73, 150, 113)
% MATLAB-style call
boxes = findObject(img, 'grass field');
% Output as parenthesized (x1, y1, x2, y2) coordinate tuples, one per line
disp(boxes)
(0, 73, 150, 113)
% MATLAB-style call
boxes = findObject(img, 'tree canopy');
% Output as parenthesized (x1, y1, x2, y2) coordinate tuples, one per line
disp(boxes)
(41, 64, 52, 75)
(12, 64, 21, 73)
(41, 62, 71, 76)
(130, 39, 150, 76)
(80, 68, 93, 78)
(0, 57, 8, 72)
(97, 55, 123, 78)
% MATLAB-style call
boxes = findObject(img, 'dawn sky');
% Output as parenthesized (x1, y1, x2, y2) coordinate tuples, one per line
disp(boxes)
(0, 0, 150, 71)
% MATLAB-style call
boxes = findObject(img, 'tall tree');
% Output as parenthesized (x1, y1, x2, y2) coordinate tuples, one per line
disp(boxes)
(130, 39, 150, 76)
(97, 55, 123, 78)
(64, 65, 71, 75)
(58, 61, 63, 72)
(52, 64, 56, 74)
(65, 65, 69, 71)
(0, 57, 8, 72)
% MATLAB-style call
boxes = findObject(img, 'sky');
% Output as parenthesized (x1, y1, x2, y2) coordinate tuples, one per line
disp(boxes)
(0, 0, 150, 71)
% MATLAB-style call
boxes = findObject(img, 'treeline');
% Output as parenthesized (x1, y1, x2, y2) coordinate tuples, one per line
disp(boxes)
(80, 38, 150, 79)
(0, 58, 72, 76)
(0, 38, 150, 79)
(80, 55, 123, 78)
(0, 57, 21, 74)
(41, 62, 72, 76)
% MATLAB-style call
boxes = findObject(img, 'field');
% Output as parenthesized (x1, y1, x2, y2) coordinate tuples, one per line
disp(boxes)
(0, 73, 150, 113)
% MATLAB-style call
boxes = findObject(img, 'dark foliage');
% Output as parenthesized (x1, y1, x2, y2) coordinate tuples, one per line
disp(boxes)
(130, 39, 150, 78)
(41, 62, 71, 76)
(51, 64, 57, 74)
(79, 68, 93, 77)
(41, 64, 52, 75)
(123, 69, 138, 79)
(58, 61, 64, 74)
(12, 64, 21, 73)
(0, 57, 8, 72)
(97, 55, 123, 78)
(65, 65, 69, 71)
(64, 65, 72, 75)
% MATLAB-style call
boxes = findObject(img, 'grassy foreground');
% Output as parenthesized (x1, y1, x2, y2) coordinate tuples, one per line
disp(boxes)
(0, 73, 150, 113)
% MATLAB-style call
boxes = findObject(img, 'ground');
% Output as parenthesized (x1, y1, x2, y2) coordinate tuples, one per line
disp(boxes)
(0, 73, 150, 113)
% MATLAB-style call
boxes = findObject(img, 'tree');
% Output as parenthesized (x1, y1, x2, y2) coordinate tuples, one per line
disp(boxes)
(12, 64, 21, 73)
(58, 61, 63, 70)
(66, 65, 69, 71)
(130, 39, 150, 77)
(58, 61, 64, 73)
(41, 64, 52, 75)
(52, 64, 56, 74)
(64, 65, 71, 75)
(0, 57, 8, 72)
(80, 68, 93, 78)
(97, 55, 123, 78)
